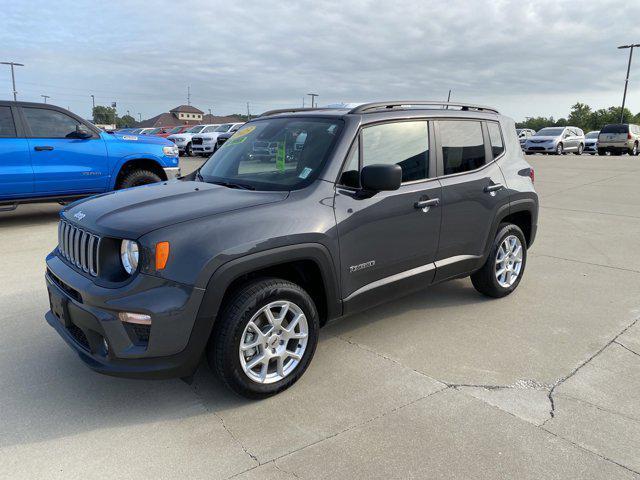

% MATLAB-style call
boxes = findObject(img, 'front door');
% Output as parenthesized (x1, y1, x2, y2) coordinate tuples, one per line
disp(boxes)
(0, 105, 33, 199)
(334, 120, 441, 312)
(21, 106, 109, 194)
(434, 119, 509, 281)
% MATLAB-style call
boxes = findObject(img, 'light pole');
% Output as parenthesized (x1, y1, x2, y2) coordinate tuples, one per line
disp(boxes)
(138, 113, 142, 122)
(1, 61, 24, 101)
(41, 95, 50, 104)
(618, 43, 640, 123)
(307, 93, 318, 108)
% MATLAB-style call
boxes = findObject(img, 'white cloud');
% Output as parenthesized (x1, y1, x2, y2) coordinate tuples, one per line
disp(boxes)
(1, 0, 638, 120)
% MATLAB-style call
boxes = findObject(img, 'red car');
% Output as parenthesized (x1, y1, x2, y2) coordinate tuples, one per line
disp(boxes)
(152, 125, 192, 138)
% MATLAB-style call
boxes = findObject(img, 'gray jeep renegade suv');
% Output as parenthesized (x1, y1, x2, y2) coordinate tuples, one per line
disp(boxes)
(44, 101, 538, 398)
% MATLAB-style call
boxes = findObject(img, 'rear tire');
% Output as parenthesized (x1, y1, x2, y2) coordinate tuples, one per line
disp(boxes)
(471, 223, 527, 298)
(598, 148, 606, 156)
(208, 278, 319, 399)
(116, 169, 162, 189)
(629, 142, 638, 156)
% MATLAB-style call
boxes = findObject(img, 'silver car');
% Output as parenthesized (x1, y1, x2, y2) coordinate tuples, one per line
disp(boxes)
(584, 131, 599, 155)
(524, 126, 585, 155)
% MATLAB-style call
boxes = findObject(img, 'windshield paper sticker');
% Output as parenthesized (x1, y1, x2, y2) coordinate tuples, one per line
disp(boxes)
(276, 142, 286, 172)
(299, 167, 312, 179)
(227, 136, 247, 146)
(233, 126, 256, 139)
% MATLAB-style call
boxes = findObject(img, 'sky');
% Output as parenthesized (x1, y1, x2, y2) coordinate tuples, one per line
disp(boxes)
(1, 0, 639, 122)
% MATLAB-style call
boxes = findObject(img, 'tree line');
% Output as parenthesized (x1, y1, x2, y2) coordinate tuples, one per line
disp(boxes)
(516, 103, 640, 133)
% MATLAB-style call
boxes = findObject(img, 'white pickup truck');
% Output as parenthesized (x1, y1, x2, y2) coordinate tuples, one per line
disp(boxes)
(167, 124, 220, 156)
(191, 123, 244, 156)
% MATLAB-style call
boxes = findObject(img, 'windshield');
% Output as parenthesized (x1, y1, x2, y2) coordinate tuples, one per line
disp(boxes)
(199, 117, 344, 191)
(148, 128, 161, 134)
(215, 123, 233, 132)
(601, 124, 628, 134)
(187, 125, 204, 133)
(169, 126, 183, 133)
(534, 127, 564, 137)
(585, 131, 599, 139)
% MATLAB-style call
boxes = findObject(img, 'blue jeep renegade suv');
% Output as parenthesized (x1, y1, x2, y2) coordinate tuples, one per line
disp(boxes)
(0, 101, 180, 210)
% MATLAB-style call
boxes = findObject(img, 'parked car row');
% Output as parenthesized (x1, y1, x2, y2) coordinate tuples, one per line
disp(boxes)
(519, 123, 640, 156)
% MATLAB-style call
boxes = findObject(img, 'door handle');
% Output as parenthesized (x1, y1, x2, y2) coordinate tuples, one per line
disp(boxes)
(484, 183, 504, 193)
(34, 146, 54, 151)
(414, 198, 440, 212)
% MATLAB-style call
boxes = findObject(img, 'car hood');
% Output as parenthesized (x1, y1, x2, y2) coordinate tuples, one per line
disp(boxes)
(62, 180, 289, 239)
(527, 136, 557, 142)
(109, 132, 172, 146)
(167, 133, 194, 140)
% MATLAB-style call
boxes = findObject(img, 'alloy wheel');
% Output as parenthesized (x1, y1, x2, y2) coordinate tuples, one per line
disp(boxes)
(239, 301, 309, 384)
(495, 235, 523, 288)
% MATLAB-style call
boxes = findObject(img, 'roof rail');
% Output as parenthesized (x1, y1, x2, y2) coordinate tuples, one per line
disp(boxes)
(348, 101, 499, 115)
(258, 107, 333, 117)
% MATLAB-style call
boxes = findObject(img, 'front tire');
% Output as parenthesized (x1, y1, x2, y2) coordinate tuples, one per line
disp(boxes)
(185, 142, 193, 157)
(116, 169, 162, 189)
(208, 278, 319, 399)
(575, 143, 584, 155)
(555, 143, 564, 155)
(471, 224, 527, 298)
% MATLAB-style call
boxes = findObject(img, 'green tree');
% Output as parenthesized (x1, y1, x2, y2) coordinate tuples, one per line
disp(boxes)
(92, 105, 117, 124)
(117, 114, 135, 128)
(567, 102, 592, 131)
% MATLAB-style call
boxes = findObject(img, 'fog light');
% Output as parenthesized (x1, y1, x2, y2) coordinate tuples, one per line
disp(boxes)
(118, 312, 152, 325)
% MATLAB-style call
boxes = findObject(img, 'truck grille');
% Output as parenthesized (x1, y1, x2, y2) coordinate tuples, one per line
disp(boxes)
(57, 220, 101, 277)
(192, 137, 203, 145)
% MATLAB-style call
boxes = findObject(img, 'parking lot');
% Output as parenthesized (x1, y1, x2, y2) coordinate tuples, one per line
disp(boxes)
(0, 153, 638, 479)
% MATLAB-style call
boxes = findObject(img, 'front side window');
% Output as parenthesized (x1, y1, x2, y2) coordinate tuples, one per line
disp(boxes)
(361, 121, 429, 182)
(0, 106, 16, 138)
(487, 122, 504, 158)
(23, 108, 89, 138)
(199, 117, 343, 191)
(439, 120, 486, 175)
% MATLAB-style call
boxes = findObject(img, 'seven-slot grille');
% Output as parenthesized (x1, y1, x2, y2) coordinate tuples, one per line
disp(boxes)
(58, 220, 101, 276)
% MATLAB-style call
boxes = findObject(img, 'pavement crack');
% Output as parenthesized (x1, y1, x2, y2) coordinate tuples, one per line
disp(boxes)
(530, 253, 640, 275)
(540, 425, 640, 476)
(546, 316, 640, 419)
(613, 340, 640, 358)
(336, 335, 446, 387)
(273, 460, 301, 479)
(215, 411, 260, 466)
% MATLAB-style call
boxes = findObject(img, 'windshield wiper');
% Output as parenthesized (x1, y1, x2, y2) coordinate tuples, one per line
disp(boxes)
(209, 180, 256, 190)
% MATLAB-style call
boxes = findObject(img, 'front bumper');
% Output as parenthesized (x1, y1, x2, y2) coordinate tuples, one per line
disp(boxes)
(163, 166, 181, 180)
(524, 143, 556, 153)
(584, 143, 597, 152)
(192, 144, 215, 154)
(44, 252, 209, 379)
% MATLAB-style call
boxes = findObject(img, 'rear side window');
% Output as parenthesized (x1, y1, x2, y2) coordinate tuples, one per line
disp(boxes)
(22, 108, 84, 138)
(487, 122, 504, 158)
(601, 124, 628, 134)
(361, 121, 429, 182)
(439, 120, 486, 175)
(0, 106, 16, 137)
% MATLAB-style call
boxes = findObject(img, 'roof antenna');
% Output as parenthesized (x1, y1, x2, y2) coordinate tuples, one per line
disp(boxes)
(445, 89, 452, 109)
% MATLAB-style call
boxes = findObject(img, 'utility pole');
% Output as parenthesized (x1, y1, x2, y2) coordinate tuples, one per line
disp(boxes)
(246, 102, 251, 120)
(307, 93, 318, 108)
(138, 113, 142, 122)
(302, 96, 305, 108)
(618, 44, 640, 123)
(1, 61, 24, 101)
(41, 95, 50, 104)
(208, 108, 212, 116)
(187, 85, 191, 106)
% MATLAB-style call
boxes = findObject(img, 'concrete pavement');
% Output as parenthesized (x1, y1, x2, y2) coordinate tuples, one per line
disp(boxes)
(0, 154, 638, 479)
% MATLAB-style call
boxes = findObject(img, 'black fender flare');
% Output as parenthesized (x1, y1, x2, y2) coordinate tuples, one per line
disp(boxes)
(196, 242, 342, 327)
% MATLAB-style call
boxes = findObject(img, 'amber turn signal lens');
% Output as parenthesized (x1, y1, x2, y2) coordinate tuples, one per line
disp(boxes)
(155, 241, 170, 270)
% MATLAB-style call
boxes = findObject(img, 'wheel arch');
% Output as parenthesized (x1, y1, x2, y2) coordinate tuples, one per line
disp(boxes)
(112, 157, 168, 189)
(197, 243, 342, 331)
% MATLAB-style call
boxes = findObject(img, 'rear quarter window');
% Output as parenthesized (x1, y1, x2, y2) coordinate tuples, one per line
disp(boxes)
(0, 106, 16, 137)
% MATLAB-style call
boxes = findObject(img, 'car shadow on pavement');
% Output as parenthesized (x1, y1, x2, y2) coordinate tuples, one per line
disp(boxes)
(0, 203, 61, 229)
(1, 277, 487, 449)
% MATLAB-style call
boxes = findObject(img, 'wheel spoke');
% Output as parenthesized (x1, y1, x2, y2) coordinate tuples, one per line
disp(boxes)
(286, 351, 302, 362)
(289, 331, 308, 340)
(277, 303, 290, 322)
(241, 338, 262, 351)
(264, 308, 279, 328)
(276, 356, 285, 377)
(247, 321, 264, 338)
(245, 354, 266, 371)
(259, 361, 269, 383)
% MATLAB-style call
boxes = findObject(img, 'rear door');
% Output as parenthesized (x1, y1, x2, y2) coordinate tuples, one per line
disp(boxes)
(20, 106, 109, 194)
(0, 104, 33, 199)
(434, 119, 509, 281)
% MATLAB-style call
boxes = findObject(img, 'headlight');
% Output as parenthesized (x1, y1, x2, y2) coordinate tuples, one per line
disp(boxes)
(120, 240, 139, 275)
(163, 145, 179, 157)
(174, 137, 185, 142)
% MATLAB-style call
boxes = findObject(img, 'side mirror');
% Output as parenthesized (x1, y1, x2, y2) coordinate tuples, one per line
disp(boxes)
(360, 164, 402, 192)
(67, 125, 93, 139)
